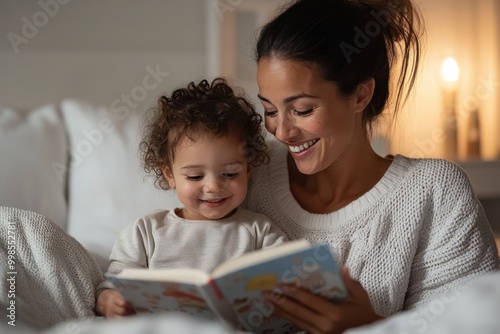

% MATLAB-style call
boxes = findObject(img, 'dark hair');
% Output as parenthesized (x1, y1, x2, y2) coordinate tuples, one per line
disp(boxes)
(140, 78, 269, 190)
(256, 0, 422, 127)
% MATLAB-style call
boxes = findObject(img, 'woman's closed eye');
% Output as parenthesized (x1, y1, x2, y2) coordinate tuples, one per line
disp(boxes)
(264, 108, 315, 117)
(294, 108, 314, 116)
(264, 109, 278, 117)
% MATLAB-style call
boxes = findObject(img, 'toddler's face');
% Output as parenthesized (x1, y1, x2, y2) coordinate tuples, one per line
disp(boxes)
(163, 133, 249, 221)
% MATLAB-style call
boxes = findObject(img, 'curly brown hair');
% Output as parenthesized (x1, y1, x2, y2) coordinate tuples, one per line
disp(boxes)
(140, 78, 269, 190)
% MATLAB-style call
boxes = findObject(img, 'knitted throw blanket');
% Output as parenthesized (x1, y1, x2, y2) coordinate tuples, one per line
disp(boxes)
(0, 207, 104, 329)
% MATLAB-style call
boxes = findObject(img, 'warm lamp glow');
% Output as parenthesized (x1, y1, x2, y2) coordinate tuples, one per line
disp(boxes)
(441, 57, 459, 83)
(440, 57, 459, 160)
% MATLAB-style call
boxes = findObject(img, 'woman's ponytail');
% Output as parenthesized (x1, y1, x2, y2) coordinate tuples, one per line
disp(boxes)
(353, 0, 423, 117)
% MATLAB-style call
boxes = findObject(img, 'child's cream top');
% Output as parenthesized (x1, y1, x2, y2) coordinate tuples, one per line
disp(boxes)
(245, 140, 499, 316)
(97, 208, 286, 294)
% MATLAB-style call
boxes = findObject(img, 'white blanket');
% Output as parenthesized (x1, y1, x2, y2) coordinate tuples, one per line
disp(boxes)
(346, 270, 500, 334)
(0, 206, 104, 330)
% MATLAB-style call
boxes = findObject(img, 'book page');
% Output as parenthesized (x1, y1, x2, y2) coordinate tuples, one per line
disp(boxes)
(107, 275, 221, 321)
(212, 243, 348, 333)
(212, 239, 311, 278)
(115, 268, 209, 285)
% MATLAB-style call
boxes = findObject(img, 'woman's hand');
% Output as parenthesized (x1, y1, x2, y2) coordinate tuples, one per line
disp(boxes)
(96, 289, 136, 318)
(263, 268, 383, 334)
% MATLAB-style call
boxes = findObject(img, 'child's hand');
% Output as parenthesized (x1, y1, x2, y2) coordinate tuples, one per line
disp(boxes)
(96, 289, 136, 318)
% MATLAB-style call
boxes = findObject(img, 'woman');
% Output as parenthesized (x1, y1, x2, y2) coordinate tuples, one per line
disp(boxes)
(245, 0, 499, 333)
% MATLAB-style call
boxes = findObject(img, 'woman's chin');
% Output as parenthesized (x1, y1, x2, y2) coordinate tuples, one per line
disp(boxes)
(294, 162, 320, 176)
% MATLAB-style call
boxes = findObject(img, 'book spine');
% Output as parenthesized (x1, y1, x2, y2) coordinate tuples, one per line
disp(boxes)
(208, 278, 224, 299)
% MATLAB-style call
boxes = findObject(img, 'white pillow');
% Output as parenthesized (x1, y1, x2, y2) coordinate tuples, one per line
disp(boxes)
(0, 105, 67, 229)
(60, 99, 180, 270)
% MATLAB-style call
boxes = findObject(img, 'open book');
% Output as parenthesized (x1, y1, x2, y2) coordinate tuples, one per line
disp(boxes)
(106, 240, 347, 334)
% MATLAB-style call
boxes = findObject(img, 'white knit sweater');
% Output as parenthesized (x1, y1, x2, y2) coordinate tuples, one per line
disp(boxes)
(245, 141, 499, 317)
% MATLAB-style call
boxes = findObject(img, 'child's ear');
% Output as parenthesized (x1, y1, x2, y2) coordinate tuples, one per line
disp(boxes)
(162, 167, 176, 189)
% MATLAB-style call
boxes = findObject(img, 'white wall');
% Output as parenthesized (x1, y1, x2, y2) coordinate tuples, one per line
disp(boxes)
(0, 0, 209, 111)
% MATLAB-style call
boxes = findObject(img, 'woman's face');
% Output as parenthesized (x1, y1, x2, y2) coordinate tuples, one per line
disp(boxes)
(257, 57, 367, 175)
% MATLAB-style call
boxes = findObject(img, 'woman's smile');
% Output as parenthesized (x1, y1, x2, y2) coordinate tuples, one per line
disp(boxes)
(288, 138, 319, 153)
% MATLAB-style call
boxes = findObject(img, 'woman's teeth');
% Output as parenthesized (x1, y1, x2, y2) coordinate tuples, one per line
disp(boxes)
(289, 139, 318, 153)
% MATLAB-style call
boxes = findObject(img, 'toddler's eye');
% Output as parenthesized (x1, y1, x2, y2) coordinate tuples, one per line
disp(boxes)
(222, 172, 239, 179)
(186, 175, 203, 181)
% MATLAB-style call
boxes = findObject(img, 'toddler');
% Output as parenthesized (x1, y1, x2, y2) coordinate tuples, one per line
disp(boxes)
(95, 78, 287, 318)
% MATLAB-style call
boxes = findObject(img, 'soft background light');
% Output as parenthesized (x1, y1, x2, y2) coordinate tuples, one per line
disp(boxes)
(441, 57, 459, 83)
(389, 0, 500, 160)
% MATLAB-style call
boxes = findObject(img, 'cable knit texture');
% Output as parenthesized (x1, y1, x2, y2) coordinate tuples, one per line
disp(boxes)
(245, 140, 499, 317)
(0, 207, 104, 329)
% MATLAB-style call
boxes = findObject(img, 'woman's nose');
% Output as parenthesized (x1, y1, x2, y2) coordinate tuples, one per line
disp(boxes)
(274, 117, 299, 142)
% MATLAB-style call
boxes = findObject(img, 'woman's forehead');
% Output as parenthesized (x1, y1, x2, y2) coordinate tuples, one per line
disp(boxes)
(257, 58, 337, 101)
